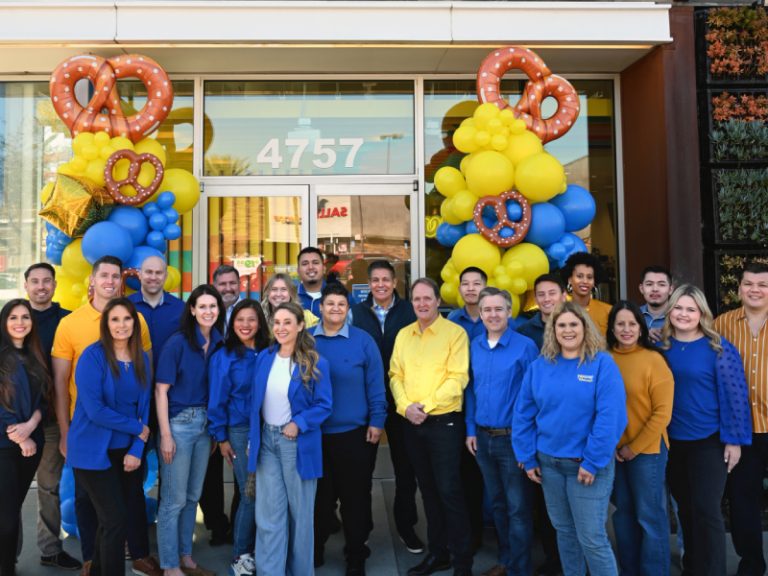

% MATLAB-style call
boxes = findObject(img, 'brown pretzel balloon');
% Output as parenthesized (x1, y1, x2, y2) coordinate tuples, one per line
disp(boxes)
(104, 149, 164, 205)
(473, 190, 531, 248)
(49, 54, 173, 143)
(121, 268, 140, 296)
(476, 46, 580, 143)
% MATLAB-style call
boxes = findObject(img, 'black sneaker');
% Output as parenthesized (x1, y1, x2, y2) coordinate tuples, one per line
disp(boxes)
(40, 551, 83, 571)
(399, 530, 425, 554)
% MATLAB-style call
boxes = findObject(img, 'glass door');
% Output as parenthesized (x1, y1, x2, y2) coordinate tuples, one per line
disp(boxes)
(311, 184, 417, 302)
(199, 184, 309, 300)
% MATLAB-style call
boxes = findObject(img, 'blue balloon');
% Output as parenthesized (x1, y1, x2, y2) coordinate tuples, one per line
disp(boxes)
(525, 203, 566, 248)
(499, 226, 514, 239)
(546, 232, 588, 268)
(162, 208, 179, 224)
(464, 220, 480, 235)
(145, 496, 158, 525)
(156, 191, 176, 210)
(163, 224, 182, 241)
(61, 497, 78, 538)
(148, 212, 168, 232)
(45, 221, 55, 233)
(550, 184, 596, 232)
(435, 223, 465, 248)
(81, 221, 134, 265)
(143, 448, 159, 494)
(126, 246, 165, 271)
(108, 206, 149, 246)
(46, 245, 63, 266)
(60, 465, 75, 500)
(146, 230, 167, 251)
(142, 202, 159, 217)
(506, 200, 523, 222)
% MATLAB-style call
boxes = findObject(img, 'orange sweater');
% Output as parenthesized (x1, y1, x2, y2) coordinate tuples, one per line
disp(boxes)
(610, 345, 674, 454)
(586, 298, 612, 336)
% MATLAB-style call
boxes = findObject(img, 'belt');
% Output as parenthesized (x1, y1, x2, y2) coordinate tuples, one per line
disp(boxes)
(478, 426, 511, 437)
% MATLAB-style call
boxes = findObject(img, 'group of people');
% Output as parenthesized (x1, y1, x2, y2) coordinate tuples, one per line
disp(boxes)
(0, 245, 766, 576)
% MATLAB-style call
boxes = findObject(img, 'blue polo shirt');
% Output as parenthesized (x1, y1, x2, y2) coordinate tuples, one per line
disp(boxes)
(128, 291, 184, 363)
(640, 304, 666, 332)
(466, 327, 539, 436)
(208, 346, 259, 441)
(517, 312, 545, 350)
(447, 306, 487, 341)
(155, 326, 223, 419)
(311, 322, 387, 434)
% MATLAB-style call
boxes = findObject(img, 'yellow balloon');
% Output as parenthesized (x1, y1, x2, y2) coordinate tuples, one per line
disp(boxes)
(459, 154, 472, 175)
(72, 133, 95, 156)
(440, 281, 459, 306)
(474, 130, 491, 148)
(452, 190, 476, 222)
(515, 152, 565, 204)
(509, 277, 528, 295)
(84, 158, 107, 187)
(99, 145, 117, 160)
(499, 109, 516, 126)
(451, 234, 501, 278)
(440, 198, 464, 225)
(464, 151, 515, 197)
(491, 134, 508, 151)
(70, 156, 88, 174)
(495, 273, 512, 290)
(61, 239, 92, 279)
(453, 126, 479, 154)
(57, 163, 78, 178)
(503, 131, 544, 166)
(440, 259, 459, 283)
(434, 167, 466, 198)
(135, 138, 167, 166)
(110, 136, 134, 152)
(510, 292, 521, 318)
(164, 266, 181, 291)
(510, 119, 528, 135)
(93, 131, 111, 146)
(501, 243, 550, 290)
(40, 182, 55, 205)
(159, 169, 201, 214)
(81, 144, 99, 161)
(473, 102, 501, 129)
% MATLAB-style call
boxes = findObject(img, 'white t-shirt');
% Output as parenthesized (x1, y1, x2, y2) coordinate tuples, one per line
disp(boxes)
(262, 354, 293, 426)
(487, 339, 499, 349)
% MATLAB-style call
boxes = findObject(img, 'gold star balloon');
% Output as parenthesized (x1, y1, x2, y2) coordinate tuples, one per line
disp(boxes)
(39, 174, 114, 237)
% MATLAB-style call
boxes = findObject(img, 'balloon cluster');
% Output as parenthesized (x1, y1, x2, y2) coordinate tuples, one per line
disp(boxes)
(40, 54, 201, 311)
(433, 47, 598, 313)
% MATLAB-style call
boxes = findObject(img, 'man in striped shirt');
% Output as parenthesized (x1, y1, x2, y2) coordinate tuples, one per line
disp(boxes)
(715, 261, 768, 576)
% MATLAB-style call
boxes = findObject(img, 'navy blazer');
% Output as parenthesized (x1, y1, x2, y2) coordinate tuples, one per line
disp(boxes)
(67, 343, 151, 470)
(248, 346, 332, 480)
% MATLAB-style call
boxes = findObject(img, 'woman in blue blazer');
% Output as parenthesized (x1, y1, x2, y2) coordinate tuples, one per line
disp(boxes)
(248, 301, 332, 576)
(68, 298, 151, 576)
(0, 299, 49, 575)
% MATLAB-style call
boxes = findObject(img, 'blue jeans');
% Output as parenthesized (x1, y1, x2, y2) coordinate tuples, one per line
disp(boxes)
(229, 425, 255, 558)
(612, 443, 669, 576)
(539, 453, 617, 576)
(255, 423, 316, 576)
(156, 407, 211, 569)
(475, 431, 532, 575)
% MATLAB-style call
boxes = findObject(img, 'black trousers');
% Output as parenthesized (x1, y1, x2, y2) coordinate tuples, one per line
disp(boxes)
(728, 432, 768, 576)
(315, 426, 378, 565)
(668, 434, 728, 576)
(385, 411, 420, 536)
(200, 447, 229, 536)
(74, 449, 148, 576)
(404, 412, 472, 571)
(461, 444, 484, 547)
(0, 444, 42, 576)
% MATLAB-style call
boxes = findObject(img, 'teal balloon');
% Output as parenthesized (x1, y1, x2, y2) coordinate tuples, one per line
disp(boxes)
(550, 185, 596, 232)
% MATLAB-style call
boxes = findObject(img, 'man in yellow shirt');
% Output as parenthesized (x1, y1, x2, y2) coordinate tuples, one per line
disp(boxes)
(51, 255, 156, 576)
(390, 277, 472, 576)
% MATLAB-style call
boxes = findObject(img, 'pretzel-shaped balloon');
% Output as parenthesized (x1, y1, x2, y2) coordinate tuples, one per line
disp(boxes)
(473, 190, 531, 248)
(50, 54, 173, 143)
(476, 47, 580, 143)
(104, 150, 164, 206)
(121, 268, 140, 296)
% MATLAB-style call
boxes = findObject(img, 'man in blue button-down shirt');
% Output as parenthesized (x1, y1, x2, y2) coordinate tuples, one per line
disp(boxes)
(447, 266, 488, 341)
(465, 287, 538, 576)
(638, 265, 674, 343)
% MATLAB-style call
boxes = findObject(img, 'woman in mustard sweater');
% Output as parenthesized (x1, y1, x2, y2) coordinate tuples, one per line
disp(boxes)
(607, 300, 674, 576)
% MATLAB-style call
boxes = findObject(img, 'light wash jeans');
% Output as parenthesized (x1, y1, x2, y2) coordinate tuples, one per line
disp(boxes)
(157, 407, 211, 569)
(539, 452, 618, 576)
(228, 425, 255, 558)
(255, 423, 316, 576)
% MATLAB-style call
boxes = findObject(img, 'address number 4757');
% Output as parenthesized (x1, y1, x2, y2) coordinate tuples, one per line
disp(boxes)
(256, 137, 364, 170)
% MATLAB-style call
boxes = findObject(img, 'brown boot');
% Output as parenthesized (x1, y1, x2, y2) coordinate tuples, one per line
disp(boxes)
(80, 560, 92, 576)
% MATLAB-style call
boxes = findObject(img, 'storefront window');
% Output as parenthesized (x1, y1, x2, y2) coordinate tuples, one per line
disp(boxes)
(423, 79, 618, 304)
(203, 80, 415, 176)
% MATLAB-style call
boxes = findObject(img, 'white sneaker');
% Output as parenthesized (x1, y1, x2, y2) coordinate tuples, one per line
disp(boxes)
(229, 554, 255, 576)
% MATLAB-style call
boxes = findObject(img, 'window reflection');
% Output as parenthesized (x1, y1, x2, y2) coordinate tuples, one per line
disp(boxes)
(423, 79, 618, 303)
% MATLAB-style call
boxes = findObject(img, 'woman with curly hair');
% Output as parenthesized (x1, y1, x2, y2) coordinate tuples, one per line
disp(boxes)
(248, 301, 332, 575)
(661, 284, 751, 576)
(513, 301, 626, 576)
(0, 299, 49, 576)
(561, 252, 612, 334)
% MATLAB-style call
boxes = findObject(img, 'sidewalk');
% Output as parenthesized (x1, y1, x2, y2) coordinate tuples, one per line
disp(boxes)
(14, 446, 762, 575)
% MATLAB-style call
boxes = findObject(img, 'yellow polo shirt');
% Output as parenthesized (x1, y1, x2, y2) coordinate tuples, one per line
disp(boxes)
(389, 315, 469, 417)
(52, 302, 152, 419)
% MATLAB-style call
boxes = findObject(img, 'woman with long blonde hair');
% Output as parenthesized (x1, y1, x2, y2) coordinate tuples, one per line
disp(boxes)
(261, 273, 319, 328)
(661, 284, 751, 576)
(248, 301, 332, 575)
(513, 301, 626, 576)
